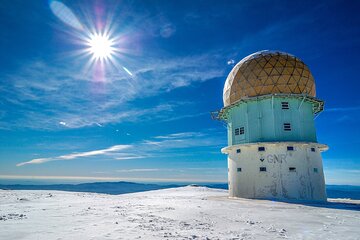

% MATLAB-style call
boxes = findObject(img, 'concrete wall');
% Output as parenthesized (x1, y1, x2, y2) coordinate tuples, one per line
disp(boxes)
(227, 97, 317, 145)
(223, 142, 327, 202)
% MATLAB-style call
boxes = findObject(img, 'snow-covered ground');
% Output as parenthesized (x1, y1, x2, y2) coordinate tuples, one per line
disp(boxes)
(0, 186, 359, 240)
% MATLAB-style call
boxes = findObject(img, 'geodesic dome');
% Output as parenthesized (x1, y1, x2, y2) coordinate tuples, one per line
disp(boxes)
(223, 50, 316, 107)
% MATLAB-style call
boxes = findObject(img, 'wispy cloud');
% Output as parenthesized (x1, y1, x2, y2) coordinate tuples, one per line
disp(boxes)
(116, 168, 160, 173)
(16, 144, 131, 166)
(335, 115, 353, 123)
(0, 52, 224, 130)
(227, 59, 235, 65)
(17, 129, 226, 167)
(154, 132, 205, 139)
(159, 112, 208, 123)
(114, 155, 150, 160)
(59, 121, 67, 126)
(159, 23, 176, 38)
(323, 106, 360, 123)
(325, 106, 360, 112)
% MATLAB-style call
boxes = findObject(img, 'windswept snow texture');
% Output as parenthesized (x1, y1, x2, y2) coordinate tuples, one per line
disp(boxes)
(0, 187, 359, 240)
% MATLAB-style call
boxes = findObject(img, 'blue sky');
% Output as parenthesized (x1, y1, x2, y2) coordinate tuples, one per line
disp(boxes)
(0, 0, 359, 185)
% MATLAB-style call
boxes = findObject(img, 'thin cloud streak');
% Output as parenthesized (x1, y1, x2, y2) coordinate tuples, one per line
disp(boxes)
(17, 144, 131, 166)
(154, 132, 205, 139)
(116, 168, 160, 173)
(325, 106, 360, 112)
(16, 130, 226, 167)
(114, 156, 147, 160)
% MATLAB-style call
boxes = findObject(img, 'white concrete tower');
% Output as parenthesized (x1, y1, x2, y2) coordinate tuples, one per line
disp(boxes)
(214, 51, 328, 202)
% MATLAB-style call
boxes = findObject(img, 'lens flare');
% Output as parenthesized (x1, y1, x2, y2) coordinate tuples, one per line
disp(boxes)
(49, 0, 83, 30)
(122, 66, 133, 76)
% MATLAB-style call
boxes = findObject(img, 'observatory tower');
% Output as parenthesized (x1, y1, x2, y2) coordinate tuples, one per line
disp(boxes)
(214, 50, 328, 202)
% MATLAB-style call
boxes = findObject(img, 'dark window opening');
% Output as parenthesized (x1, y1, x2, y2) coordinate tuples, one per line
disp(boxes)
(260, 167, 267, 172)
(287, 146, 294, 151)
(281, 102, 289, 109)
(284, 123, 291, 131)
(236, 149, 241, 153)
(239, 127, 245, 135)
(235, 127, 244, 135)
(258, 146, 265, 152)
(314, 168, 318, 173)
(311, 147, 316, 152)
(289, 167, 296, 172)
(237, 168, 242, 172)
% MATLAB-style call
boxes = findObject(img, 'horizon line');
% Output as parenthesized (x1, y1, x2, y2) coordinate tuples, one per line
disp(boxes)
(0, 175, 359, 186)
(0, 175, 227, 183)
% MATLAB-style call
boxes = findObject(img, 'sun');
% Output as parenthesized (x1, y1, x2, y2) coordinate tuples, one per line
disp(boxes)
(86, 33, 115, 61)
(80, 30, 134, 77)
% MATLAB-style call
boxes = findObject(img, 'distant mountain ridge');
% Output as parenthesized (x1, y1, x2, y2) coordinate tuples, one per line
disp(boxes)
(0, 181, 359, 199)
(0, 181, 182, 195)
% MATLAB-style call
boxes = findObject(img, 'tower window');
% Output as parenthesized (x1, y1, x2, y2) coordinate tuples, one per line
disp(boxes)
(237, 168, 242, 172)
(311, 147, 316, 152)
(239, 127, 245, 135)
(281, 102, 289, 109)
(314, 168, 318, 173)
(235, 127, 244, 135)
(283, 123, 291, 131)
(258, 146, 265, 152)
(289, 167, 296, 172)
(260, 167, 267, 172)
(236, 149, 241, 153)
(287, 146, 294, 151)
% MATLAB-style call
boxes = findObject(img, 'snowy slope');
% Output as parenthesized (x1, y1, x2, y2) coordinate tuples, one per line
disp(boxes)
(0, 186, 359, 240)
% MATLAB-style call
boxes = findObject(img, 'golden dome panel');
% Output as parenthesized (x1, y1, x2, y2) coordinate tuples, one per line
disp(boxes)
(223, 51, 316, 107)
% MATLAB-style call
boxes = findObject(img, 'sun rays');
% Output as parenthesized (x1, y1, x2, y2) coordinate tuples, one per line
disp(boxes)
(49, 0, 133, 82)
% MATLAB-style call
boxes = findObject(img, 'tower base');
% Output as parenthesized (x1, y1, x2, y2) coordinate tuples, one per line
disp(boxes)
(222, 142, 328, 202)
